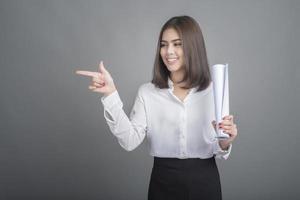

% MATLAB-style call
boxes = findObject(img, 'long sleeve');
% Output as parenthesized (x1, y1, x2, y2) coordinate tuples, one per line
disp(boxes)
(100, 87, 147, 151)
(213, 141, 232, 160)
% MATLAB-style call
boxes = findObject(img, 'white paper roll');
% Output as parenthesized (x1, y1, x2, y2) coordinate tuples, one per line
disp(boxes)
(211, 64, 230, 140)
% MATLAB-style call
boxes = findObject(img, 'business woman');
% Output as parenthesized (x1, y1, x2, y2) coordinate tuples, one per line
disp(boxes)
(76, 15, 238, 200)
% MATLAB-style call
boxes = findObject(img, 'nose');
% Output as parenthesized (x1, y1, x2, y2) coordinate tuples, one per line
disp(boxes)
(167, 44, 175, 55)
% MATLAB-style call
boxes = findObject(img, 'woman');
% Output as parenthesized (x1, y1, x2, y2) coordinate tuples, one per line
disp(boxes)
(76, 15, 237, 200)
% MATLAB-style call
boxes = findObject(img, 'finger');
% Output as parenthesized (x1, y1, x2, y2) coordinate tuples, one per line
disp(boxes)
(211, 121, 217, 130)
(219, 127, 231, 133)
(219, 120, 232, 126)
(92, 76, 101, 83)
(232, 124, 237, 131)
(220, 125, 232, 131)
(222, 125, 237, 136)
(93, 80, 105, 86)
(99, 61, 108, 74)
(218, 121, 236, 126)
(94, 82, 105, 87)
(219, 125, 232, 133)
(211, 120, 216, 126)
(93, 82, 101, 87)
(99, 61, 102, 72)
(222, 115, 233, 121)
(224, 130, 233, 137)
(220, 124, 232, 129)
(76, 70, 98, 77)
(89, 85, 96, 90)
(92, 87, 105, 93)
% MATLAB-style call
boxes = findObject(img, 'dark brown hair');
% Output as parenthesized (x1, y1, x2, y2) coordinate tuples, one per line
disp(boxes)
(151, 15, 211, 92)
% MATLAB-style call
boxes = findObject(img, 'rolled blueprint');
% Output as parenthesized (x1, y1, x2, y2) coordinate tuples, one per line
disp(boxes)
(211, 64, 230, 140)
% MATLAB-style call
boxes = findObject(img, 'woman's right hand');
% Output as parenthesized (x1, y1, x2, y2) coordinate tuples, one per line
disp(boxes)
(76, 61, 116, 96)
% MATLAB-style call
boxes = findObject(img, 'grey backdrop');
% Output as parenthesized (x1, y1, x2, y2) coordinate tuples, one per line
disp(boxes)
(1, 0, 299, 199)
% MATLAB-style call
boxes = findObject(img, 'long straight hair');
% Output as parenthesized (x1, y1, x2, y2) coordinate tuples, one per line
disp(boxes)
(151, 16, 211, 92)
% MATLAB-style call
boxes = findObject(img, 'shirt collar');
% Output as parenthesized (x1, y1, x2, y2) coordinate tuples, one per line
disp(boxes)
(167, 77, 197, 94)
(167, 77, 174, 88)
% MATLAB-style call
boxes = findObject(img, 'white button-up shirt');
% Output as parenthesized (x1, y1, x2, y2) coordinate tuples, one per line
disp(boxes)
(101, 78, 232, 160)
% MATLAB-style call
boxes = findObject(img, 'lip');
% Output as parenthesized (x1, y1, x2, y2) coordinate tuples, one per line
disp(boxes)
(166, 57, 179, 64)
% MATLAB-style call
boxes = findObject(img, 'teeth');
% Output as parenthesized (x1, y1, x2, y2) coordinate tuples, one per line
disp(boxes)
(167, 58, 178, 62)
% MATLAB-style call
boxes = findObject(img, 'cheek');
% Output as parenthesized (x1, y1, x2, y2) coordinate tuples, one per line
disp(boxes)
(160, 51, 167, 62)
(180, 55, 185, 63)
(160, 49, 165, 57)
(159, 50, 165, 62)
(179, 50, 185, 61)
(179, 49, 184, 57)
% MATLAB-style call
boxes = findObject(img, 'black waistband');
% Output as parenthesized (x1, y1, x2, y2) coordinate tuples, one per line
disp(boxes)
(153, 156, 216, 170)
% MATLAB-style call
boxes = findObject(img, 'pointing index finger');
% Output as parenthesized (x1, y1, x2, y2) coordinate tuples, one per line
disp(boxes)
(76, 70, 98, 77)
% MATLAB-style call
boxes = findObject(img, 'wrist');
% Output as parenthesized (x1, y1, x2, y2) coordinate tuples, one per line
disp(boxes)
(219, 140, 231, 151)
(104, 87, 117, 97)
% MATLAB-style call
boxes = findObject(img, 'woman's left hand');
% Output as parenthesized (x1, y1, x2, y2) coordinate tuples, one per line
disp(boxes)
(212, 115, 238, 150)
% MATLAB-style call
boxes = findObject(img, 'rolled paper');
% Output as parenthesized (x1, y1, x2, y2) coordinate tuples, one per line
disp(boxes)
(211, 64, 230, 140)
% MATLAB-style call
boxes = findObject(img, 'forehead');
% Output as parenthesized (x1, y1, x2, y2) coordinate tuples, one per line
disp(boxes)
(161, 28, 180, 41)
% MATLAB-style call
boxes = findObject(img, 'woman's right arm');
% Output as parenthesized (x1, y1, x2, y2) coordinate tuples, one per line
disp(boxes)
(76, 61, 147, 151)
(101, 87, 147, 151)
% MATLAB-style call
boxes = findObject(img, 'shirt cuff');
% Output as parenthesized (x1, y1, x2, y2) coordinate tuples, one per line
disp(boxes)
(214, 142, 232, 160)
(101, 90, 123, 110)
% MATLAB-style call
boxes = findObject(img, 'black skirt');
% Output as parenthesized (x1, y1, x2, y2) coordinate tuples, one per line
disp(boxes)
(148, 156, 222, 200)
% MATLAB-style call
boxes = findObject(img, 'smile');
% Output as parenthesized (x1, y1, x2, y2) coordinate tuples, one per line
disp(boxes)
(166, 57, 178, 63)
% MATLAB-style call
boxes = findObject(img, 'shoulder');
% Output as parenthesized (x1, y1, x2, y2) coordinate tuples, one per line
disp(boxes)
(206, 81, 213, 93)
(136, 82, 160, 98)
(138, 82, 156, 93)
(194, 81, 213, 96)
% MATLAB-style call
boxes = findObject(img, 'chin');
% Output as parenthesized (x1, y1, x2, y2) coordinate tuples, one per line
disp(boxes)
(166, 65, 181, 73)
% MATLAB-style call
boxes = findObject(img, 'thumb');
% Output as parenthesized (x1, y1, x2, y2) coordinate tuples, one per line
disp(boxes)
(99, 61, 108, 74)
(212, 120, 217, 128)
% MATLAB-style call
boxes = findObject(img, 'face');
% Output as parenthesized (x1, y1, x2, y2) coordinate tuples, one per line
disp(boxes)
(160, 28, 185, 74)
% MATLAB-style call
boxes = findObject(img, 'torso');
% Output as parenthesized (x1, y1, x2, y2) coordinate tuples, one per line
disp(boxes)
(173, 86, 190, 102)
(142, 82, 216, 159)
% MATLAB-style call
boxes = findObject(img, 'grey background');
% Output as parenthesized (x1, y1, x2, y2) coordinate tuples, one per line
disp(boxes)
(0, 0, 299, 199)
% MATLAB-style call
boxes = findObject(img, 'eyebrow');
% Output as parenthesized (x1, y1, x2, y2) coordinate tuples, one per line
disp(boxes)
(161, 39, 181, 43)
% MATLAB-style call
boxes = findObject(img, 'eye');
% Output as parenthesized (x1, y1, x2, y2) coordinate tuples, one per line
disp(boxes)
(174, 43, 182, 46)
(160, 43, 166, 48)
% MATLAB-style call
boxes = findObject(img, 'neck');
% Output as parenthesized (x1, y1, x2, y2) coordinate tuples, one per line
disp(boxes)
(170, 69, 186, 87)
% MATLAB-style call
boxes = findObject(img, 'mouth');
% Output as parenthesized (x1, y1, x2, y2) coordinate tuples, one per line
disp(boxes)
(166, 57, 179, 64)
